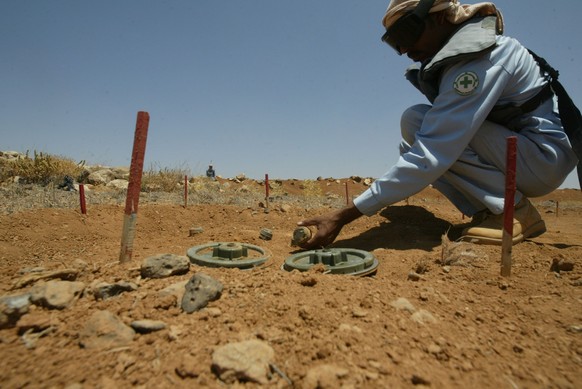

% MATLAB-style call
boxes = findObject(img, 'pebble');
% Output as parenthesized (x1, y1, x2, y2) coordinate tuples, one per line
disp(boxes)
(189, 226, 204, 236)
(427, 343, 442, 355)
(92, 281, 138, 300)
(411, 309, 437, 325)
(205, 307, 222, 317)
(259, 228, 273, 240)
(352, 308, 368, 318)
(513, 344, 525, 354)
(130, 319, 166, 334)
(338, 323, 362, 333)
(18, 267, 45, 275)
(303, 364, 350, 389)
(550, 257, 575, 273)
(167, 325, 183, 341)
(175, 354, 203, 378)
(498, 281, 509, 290)
(71, 259, 88, 272)
(390, 297, 416, 313)
(411, 374, 431, 386)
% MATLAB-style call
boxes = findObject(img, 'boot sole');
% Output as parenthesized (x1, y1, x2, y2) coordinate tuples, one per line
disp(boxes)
(459, 220, 547, 246)
(522, 220, 547, 239)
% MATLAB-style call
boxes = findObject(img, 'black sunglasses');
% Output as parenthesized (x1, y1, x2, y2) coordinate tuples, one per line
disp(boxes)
(381, 0, 435, 54)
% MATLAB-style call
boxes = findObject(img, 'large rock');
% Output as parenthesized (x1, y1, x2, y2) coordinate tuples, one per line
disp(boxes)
(110, 167, 130, 179)
(181, 273, 223, 313)
(141, 254, 190, 279)
(212, 340, 275, 384)
(12, 268, 80, 289)
(0, 293, 31, 329)
(87, 169, 116, 185)
(105, 179, 129, 190)
(0, 151, 24, 160)
(29, 280, 85, 310)
(79, 310, 135, 349)
(158, 280, 188, 307)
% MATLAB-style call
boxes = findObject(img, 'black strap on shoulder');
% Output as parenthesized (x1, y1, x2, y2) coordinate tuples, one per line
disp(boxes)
(518, 83, 553, 114)
(529, 49, 582, 188)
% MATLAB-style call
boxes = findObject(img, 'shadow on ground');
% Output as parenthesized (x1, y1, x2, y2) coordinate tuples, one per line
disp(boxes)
(332, 205, 454, 252)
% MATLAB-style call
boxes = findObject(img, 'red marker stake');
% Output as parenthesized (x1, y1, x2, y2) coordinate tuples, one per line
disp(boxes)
(264, 174, 270, 212)
(119, 111, 149, 263)
(79, 184, 87, 215)
(345, 182, 349, 206)
(501, 136, 517, 277)
(184, 175, 188, 208)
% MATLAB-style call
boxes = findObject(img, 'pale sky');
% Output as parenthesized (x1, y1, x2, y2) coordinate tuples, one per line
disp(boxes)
(1, 1, 581, 188)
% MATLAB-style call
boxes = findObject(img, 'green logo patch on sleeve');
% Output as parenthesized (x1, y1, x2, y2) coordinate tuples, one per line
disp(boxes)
(453, 72, 479, 95)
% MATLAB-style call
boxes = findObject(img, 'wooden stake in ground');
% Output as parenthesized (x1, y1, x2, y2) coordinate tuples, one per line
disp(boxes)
(119, 111, 150, 263)
(345, 181, 349, 205)
(264, 173, 270, 213)
(501, 136, 517, 277)
(184, 175, 188, 208)
(79, 184, 87, 215)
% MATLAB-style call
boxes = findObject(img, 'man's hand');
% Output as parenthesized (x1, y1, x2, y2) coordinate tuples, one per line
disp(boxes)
(297, 202, 363, 250)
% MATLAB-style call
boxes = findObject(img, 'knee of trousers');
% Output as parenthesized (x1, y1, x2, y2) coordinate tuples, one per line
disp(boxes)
(401, 104, 431, 145)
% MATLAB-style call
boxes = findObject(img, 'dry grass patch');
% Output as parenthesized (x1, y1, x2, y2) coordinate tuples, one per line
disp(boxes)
(0, 150, 85, 185)
(141, 163, 190, 192)
(300, 179, 323, 197)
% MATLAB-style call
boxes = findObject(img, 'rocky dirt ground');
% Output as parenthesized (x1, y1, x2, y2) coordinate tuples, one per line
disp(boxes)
(0, 178, 581, 388)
